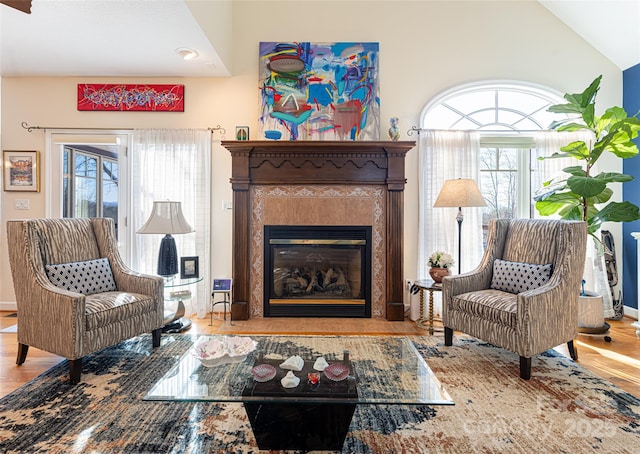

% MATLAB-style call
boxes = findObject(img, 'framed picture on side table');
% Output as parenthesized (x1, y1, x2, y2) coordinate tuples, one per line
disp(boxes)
(180, 256, 199, 279)
(3, 150, 40, 192)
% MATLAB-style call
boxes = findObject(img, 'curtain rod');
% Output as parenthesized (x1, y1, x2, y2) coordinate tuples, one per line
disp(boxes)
(21, 122, 226, 136)
(407, 126, 553, 136)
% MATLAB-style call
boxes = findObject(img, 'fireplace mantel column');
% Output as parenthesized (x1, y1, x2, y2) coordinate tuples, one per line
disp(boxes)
(223, 140, 415, 320)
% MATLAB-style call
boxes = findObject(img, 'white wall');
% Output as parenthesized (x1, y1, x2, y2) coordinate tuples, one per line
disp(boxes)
(0, 1, 622, 308)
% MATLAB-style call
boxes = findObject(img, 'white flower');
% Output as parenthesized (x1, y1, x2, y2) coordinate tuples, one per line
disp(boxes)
(428, 251, 455, 269)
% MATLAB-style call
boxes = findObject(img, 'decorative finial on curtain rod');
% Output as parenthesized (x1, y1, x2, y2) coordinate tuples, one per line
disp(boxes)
(22, 122, 40, 132)
(408, 126, 422, 136)
(208, 125, 226, 136)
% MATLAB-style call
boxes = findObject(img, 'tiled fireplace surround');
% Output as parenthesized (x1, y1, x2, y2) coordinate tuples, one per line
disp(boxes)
(222, 140, 415, 321)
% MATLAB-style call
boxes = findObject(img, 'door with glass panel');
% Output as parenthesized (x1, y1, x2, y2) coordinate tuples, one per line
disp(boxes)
(63, 145, 119, 230)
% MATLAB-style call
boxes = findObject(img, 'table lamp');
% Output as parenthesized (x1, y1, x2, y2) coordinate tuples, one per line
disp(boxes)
(433, 178, 486, 273)
(137, 201, 194, 276)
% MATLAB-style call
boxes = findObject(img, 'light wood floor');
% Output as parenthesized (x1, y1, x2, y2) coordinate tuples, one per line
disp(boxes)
(1, 311, 638, 398)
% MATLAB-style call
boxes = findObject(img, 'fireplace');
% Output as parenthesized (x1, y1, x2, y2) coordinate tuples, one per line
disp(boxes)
(222, 140, 415, 320)
(264, 225, 372, 317)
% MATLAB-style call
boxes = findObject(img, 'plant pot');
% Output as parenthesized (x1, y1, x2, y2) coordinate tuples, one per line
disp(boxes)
(578, 291, 605, 329)
(429, 267, 450, 283)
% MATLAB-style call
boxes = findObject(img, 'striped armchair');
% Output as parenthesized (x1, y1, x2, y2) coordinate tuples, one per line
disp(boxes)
(6, 218, 164, 384)
(442, 218, 587, 379)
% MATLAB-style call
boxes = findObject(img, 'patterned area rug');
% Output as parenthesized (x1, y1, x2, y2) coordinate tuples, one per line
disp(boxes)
(0, 333, 638, 453)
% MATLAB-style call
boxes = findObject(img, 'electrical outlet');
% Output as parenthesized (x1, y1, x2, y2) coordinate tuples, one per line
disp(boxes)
(222, 200, 233, 210)
(405, 279, 413, 290)
(15, 199, 30, 210)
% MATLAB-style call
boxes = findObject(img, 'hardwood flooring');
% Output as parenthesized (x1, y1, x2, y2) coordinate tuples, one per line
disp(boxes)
(1, 311, 638, 399)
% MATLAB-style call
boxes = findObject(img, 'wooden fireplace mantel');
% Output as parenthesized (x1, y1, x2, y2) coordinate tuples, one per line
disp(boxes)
(222, 140, 416, 320)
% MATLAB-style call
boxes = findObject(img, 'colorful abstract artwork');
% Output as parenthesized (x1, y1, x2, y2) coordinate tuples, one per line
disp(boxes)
(259, 42, 380, 141)
(77, 84, 185, 111)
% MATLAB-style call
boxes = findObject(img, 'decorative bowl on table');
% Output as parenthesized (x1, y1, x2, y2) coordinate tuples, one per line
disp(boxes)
(191, 336, 257, 367)
(324, 363, 350, 382)
(251, 364, 277, 382)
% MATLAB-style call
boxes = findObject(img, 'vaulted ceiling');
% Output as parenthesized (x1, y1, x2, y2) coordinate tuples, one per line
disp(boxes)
(0, 0, 638, 78)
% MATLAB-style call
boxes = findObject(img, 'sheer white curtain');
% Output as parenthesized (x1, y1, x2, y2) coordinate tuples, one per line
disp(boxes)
(534, 130, 613, 317)
(418, 130, 483, 279)
(130, 129, 211, 318)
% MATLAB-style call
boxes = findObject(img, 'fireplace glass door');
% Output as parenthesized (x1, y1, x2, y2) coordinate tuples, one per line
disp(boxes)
(264, 226, 371, 317)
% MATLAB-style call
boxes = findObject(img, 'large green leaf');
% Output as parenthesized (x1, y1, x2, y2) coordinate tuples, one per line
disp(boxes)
(561, 166, 586, 177)
(567, 175, 606, 197)
(560, 141, 590, 159)
(591, 201, 640, 223)
(592, 172, 634, 184)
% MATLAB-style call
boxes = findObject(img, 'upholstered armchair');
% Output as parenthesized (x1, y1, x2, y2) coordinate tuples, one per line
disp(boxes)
(442, 218, 587, 379)
(7, 218, 164, 384)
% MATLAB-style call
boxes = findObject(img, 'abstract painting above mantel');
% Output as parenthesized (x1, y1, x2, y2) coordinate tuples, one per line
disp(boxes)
(259, 42, 380, 141)
(77, 84, 185, 111)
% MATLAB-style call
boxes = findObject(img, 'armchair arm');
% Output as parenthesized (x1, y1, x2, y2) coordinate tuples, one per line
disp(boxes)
(516, 221, 586, 357)
(443, 219, 511, 322)
(7, 220, 86, 359)
(91, 219, 164, 326)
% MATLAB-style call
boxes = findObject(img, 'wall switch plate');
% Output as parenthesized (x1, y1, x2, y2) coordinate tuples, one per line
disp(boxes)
(222, 200, 233, 210)
(15, 199, 30, 210)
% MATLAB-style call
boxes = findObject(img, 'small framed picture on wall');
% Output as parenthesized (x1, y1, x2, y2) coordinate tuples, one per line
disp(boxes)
(3, 150, 40, 192)
(235, 126, 249, 141)
(180, 256, 199, 279)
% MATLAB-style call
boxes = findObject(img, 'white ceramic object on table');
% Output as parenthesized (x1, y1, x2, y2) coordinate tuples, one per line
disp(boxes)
(281, 371, 300, 388)
(313, 356, 329, 371)
(279, 355, 304, 371)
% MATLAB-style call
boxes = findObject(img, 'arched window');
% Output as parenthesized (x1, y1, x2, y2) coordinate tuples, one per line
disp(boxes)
(422, 82, 567, 230)
(418, 81, 572, 277)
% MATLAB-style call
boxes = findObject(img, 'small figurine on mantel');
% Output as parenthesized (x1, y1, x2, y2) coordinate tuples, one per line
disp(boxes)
(388, 117, 400, 141)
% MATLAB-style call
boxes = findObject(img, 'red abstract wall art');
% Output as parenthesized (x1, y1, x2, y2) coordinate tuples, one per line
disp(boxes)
(77, 84, 185, 112)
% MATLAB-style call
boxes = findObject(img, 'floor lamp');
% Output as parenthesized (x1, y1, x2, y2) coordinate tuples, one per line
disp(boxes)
(433, 179, 486, 273)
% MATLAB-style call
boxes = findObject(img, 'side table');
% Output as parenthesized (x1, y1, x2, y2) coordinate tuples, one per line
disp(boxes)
(411, 279, 443, 335)
(163, 277, 203, 333)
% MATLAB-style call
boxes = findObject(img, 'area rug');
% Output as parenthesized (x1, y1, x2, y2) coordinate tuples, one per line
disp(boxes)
(0, 334, 638, 453)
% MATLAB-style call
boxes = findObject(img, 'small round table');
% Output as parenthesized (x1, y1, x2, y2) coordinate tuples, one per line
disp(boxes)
(163, 277, 203, 333)
(411, 279, 443, 335)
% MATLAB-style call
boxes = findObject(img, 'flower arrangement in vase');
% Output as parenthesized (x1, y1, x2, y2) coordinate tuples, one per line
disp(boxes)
(428, 251, 455, 283)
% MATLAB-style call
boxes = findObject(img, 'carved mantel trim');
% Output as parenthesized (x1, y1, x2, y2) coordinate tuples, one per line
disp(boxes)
(222, 140, 415, 321)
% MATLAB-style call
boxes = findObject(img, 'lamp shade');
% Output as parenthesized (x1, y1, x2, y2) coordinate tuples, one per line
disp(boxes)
(433, 179, 486, 208)
(137, 201, 194, 235)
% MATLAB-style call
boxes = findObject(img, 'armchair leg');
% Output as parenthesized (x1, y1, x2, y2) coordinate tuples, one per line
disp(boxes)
(444, 327, 453, 346)
(519, 356, 531, 380)
(69, 359, 82, 384)
(16, 343, 29, 365)
(567, 340, 578, 361)
(152, 328, 161, 348)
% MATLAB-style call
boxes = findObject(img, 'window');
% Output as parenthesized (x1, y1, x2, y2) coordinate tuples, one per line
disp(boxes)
(423, 82, 566, 235)
(63, 145, 119, 228)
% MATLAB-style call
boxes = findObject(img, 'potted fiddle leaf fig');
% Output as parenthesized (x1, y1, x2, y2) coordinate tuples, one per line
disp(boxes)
(535, 75, 640, 327)
(535, 75, 640, 241)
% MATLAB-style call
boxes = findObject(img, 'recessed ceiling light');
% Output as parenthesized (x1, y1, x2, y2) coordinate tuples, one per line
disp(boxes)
(176, 48, 199, 60)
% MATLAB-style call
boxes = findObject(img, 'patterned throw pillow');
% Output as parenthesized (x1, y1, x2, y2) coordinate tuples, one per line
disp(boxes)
(45, 258, 117, 295)
(490, 259, 553, 294)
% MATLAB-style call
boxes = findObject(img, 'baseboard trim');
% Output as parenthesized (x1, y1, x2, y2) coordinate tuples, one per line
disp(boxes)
(624, 305, 638, 320)
(0, 301, 17, 312)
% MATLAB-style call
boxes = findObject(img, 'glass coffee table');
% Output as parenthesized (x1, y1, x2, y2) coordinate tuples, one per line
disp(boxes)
(144, 335, 453, 451)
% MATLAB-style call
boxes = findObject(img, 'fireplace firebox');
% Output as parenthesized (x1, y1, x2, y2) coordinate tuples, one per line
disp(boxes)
(264, 226, 371, 317)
